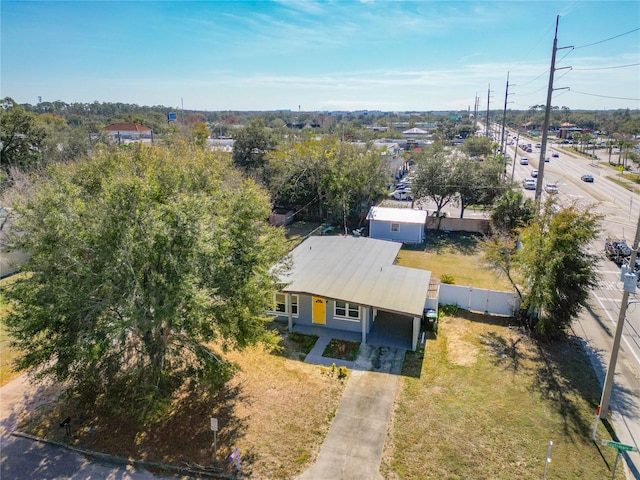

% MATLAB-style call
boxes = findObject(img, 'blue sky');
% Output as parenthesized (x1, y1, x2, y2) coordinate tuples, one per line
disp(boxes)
(2, 1, 639, 112)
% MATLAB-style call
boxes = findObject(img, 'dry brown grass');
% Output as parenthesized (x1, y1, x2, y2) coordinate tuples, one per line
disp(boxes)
(19, 324, 347, 479)
(381, 313, 622, 479)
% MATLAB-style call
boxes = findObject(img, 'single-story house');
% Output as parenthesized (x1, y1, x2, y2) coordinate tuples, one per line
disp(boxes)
(103, 123, 152, 140)
(367, 206, 427, 244)
(272, 236, 434, 351)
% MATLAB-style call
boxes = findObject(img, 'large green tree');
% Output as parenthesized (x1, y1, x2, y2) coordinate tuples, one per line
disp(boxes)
(231, 118, 277, 180)
(411, 145, 459, 218)
(4, 143, 287, 417)
(266, 136, 388, 226)
(484, 199, 601, 338)
(1, 97, 47, 181)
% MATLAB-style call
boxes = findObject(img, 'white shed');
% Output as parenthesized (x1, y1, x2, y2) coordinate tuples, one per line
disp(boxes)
(367, 206, 427, 244)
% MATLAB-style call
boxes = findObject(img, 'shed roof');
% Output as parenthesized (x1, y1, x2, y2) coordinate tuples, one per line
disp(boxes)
(366, 206, 427, 225)
(279, 236, 431, 317)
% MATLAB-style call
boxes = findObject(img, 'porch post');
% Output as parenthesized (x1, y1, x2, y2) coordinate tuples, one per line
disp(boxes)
(286, 293, 293, 331)
(361, 306, 368, 344)
(412, 316, 420, 351)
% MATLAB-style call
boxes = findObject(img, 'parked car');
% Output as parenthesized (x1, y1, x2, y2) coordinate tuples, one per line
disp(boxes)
(581, 174, 594, 183)
(552, 152, 559, 158)
(544, 183, 558, 194)
(522, 178, 536, 190)
(391, 189, 413, 201)
(531, 169, 538, 178)
(520, 157, 529, 165)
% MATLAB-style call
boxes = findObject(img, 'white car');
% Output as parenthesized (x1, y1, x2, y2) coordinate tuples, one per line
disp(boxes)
(520, 157, 529, 165)
(544, 183, 558, 194)
(522, 178, 536, 190)
(391, 189, 413, 201)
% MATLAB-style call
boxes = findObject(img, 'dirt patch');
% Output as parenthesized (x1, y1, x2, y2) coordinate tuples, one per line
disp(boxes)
(442, 316, 479, 367)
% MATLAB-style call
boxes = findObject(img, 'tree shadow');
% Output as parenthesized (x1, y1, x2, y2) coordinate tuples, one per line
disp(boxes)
(406, 230, 482, 256)
(479, 329, 527, 374)
(529, 334, 638, 443)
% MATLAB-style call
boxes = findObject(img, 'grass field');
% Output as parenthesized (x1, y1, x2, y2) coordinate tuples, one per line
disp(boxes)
(381, 312, 624, 479)
(395, 231, 513, 291)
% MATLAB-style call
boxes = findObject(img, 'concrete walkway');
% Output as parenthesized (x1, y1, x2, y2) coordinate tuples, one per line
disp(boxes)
(297, 343, 405, 480)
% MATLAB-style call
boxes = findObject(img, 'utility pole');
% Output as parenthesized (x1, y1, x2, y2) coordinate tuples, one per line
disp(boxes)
(485, 84, 491, 138)
(534, 15, 572, 202)
(499, 72, 511, 170)
(598, 210, 640, 420)
(473, 94, 478, 131)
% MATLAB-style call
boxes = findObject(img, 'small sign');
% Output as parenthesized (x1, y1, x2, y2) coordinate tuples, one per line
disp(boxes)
(601, 439, 638, 452)
(210, 417, 218, 432)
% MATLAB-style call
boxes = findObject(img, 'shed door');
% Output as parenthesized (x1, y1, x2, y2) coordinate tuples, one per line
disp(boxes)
(312, 297, 326, 325)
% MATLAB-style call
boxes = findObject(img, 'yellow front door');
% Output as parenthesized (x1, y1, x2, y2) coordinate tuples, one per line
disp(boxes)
(312, 297, 326, 325)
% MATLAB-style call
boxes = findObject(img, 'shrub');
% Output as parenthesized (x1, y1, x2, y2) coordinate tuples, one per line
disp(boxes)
(440, 274, 455, 284)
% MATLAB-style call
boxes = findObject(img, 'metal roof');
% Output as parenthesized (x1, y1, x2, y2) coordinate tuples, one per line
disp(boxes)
(366, 206, 427, 225)
(279, 236, 431, 317)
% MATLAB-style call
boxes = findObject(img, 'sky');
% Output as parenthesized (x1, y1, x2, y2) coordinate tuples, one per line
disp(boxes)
(1, 0, 639, 112)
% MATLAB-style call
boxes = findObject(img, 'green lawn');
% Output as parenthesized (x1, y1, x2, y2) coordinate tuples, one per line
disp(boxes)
(395, 231, 513, 291)
(381, 312, 625, 479)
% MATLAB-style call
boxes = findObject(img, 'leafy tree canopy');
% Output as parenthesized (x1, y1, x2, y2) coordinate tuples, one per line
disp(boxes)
(484, 198, 601, 339)
(4, 143, 287, 418)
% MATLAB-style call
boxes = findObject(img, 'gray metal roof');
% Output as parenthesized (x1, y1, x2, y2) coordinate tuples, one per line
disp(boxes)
(279, 236, 431, 317)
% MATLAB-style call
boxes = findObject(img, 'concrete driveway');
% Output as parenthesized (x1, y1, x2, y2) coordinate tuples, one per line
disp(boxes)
(297, 343, 405, 480)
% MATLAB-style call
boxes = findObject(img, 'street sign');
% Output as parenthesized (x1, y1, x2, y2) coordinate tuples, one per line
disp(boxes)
(210, 417, 218, 432)
(601, 439, 638, 452)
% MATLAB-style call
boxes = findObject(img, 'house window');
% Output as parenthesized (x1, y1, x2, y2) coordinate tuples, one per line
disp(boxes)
(335, 301, 360, 320)
(391, 223, 400, 232)
(275, 293, 286, 313)
(274, 293, 298, 316)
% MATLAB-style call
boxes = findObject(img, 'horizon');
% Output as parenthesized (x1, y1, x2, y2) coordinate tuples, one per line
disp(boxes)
(2, 1, 639, 112)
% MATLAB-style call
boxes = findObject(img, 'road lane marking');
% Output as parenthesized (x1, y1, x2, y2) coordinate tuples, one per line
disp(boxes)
(593, 295, 640, 368)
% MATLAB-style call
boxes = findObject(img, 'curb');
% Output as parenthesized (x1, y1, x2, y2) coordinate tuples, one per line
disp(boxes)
(11, 431, 236, 479)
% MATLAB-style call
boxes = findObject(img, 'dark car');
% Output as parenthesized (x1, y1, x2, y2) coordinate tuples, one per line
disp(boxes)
(581, 174, 594, 182)
(552, 152, 559, 158)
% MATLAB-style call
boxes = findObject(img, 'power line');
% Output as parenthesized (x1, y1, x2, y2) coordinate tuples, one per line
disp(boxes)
(573, 62, 640, 71)
(569, 89, 640, 101)
(574, 27, 640, 49)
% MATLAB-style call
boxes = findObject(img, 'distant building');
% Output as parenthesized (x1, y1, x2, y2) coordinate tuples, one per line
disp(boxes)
(103, 123, 152, 141)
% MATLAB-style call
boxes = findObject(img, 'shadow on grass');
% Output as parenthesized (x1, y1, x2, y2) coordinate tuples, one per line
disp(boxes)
(400, 330, 437, 379)
(22, 381, 250, 475)
(410, 230, 483, 256)
(479, 330, 527, 374)
(528, 335, 636, 442)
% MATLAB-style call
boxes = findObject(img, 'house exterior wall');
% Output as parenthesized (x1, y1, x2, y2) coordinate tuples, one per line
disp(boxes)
(273, 294, 364, 333)
(369, 219, 423, 244)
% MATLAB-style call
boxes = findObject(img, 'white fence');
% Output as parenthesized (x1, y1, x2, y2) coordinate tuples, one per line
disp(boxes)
(439, 284, 519, 317)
